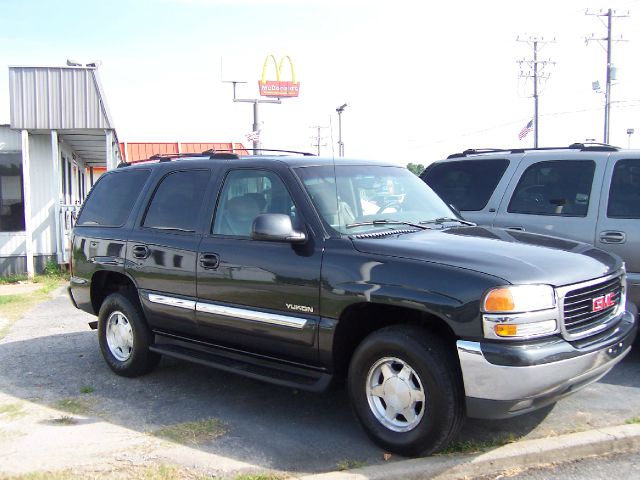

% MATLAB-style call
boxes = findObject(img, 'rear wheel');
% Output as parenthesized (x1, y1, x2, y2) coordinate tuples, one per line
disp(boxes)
(348, 325, 464, 456)
(98, 292, 160, 377)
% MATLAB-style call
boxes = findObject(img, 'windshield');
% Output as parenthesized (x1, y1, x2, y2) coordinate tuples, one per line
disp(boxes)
(295, 165, 455, 234)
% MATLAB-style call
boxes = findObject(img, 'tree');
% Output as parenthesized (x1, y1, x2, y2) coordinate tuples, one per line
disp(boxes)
(406, 163, 425, 176)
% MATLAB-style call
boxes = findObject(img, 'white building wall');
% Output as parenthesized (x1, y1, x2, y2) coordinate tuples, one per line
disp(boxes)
(28, 134, 56, 256)
(0, 127, 86, 262)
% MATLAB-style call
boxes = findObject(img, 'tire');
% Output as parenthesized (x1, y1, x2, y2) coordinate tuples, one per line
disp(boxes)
(347, 325, 465, 456)
(97, 292, 160, 377)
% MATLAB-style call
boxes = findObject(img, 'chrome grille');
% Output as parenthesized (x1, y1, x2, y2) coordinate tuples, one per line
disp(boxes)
(562, 275, 623, 337)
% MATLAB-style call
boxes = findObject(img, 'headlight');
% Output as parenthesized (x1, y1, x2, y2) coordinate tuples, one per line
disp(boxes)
(482, 285, 556, 313)
(482, 285, 558, 340)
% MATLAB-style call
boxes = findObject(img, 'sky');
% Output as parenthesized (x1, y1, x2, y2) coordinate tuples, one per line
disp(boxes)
(1, 0, 640, 166)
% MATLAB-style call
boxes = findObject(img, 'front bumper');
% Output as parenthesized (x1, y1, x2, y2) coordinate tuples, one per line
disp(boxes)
(458, 308, 637, 419)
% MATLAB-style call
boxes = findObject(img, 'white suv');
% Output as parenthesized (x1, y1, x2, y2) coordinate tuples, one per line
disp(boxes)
(421, 143, 640, 315)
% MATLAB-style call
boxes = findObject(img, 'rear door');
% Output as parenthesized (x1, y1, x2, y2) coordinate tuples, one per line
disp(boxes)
(421, 157, 514, 225)
(492, 154, 602, 244)
(596, 156, 640, 307)
(126, 168, 211, 335)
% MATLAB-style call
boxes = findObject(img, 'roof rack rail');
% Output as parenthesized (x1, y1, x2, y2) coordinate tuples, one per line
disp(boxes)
(116, 147, 314, 167)
(568, 142, 619, 152)
(204, 148, 315, 156)
(447, 143, 620, 158)
(447, 148, 508, 159)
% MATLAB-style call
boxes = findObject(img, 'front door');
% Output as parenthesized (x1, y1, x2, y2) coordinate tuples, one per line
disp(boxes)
(196, 167, 323, 365)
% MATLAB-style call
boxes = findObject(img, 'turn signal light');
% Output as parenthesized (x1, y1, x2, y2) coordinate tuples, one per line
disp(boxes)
(495, 324, 518, 337)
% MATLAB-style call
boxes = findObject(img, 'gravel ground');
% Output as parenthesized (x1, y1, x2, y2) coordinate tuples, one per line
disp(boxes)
(0, 288, 639, 477)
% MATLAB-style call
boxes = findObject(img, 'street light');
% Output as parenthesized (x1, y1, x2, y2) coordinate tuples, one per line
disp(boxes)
(336, 103, 347, 157)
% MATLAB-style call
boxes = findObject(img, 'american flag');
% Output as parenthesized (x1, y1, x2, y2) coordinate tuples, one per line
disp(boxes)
(518, 120, 534, 140)
(245, 130, 261, 143)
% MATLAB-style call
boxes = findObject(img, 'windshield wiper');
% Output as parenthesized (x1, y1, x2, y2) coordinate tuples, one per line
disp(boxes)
(420, 217, 476, 227)
(345, 219, 428, 230)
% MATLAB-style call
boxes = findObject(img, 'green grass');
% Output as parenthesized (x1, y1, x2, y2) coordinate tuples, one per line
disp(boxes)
(0, 275, 28, 285)
(625, 416, 640, 424)
(152, 418, 227, 446)
(79, 386, 94, 394)
(54, 397, 91, 415)
(439, 434, 518, 455)
(0, 402, 25, 419)
(48, 415, 78, 426)
(336, 459, 366, 471)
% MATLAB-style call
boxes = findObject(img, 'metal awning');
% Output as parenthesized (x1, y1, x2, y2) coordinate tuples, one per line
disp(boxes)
(8, 65, 121, 168)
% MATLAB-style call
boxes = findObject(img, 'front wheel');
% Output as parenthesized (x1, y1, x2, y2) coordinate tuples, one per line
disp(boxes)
(98, 292, 160, 377)
(348, 326, 464, 456)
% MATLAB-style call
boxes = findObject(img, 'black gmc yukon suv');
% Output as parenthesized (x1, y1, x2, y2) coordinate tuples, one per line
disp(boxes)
(68, 153, 637, 456)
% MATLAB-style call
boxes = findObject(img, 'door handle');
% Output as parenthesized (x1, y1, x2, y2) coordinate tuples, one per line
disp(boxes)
(199, 253, 220, 270)
(599, 231, 626, 244)
(506, 226, 525, 231)
(132, 245, 150, 259)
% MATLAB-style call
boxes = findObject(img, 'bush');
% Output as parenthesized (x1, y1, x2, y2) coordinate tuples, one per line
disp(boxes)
(43, 259, 62, 276)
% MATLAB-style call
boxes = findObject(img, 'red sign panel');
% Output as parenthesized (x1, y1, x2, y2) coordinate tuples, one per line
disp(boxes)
(592, 292, 616, 312)
(259, 55, 300, 98)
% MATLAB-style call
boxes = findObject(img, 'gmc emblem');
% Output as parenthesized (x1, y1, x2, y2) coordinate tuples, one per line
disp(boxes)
(592, 292, 616, 312)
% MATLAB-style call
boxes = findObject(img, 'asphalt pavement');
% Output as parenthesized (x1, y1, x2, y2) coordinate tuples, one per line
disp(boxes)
(0, 288, 639, 476)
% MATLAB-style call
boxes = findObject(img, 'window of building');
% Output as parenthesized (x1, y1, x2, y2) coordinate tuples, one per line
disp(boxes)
(212, 169, 296, 237)
(77, 169, 151, 227)
(607, 159, 640, 219)
(508, 160, 595, 217)
(0, 152, 25, 232)
(143, 170, 210, 232)
(422, 159, 509, 211)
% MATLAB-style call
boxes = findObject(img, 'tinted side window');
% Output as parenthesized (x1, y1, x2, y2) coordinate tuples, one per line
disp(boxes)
(508, 160, 595, 217)
(212, 169, 296, 237)
(77, 169, 150, 227)
(608, 159, 640, 219)
(422, 159, 509, 211)
(143, 170, 210, 231)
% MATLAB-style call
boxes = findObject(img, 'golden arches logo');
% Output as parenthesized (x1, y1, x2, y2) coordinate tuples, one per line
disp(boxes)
(258, 54, 300, 97)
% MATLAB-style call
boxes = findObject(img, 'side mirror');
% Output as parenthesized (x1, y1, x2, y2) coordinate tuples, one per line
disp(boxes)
(251, 214, 307, 244)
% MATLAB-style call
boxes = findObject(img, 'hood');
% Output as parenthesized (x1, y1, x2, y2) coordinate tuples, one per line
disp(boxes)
(351, 226, 621, 287)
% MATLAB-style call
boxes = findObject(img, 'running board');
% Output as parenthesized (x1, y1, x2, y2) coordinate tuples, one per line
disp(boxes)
(149, 339, 332, 392)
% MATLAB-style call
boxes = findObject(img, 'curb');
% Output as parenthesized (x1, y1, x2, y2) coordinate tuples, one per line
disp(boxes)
(293, 424, 640, 480)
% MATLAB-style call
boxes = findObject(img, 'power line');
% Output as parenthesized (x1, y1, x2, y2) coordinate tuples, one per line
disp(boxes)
(585, 8, 630, 144)
(517, 35, 556, 148)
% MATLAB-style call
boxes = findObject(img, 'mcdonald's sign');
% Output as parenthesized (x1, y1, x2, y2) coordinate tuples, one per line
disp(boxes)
(258, 54, 300, 98)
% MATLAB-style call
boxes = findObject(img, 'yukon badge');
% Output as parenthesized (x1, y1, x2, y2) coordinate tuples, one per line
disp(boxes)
(286, 303, 314, 314)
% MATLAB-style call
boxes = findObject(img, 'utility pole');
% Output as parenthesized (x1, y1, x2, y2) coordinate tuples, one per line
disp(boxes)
(224, 80, 281, 153)
(586, 9, 629, 144)
(309, 125, 328, 156)
(517, 36, 555, 148)
(336, 104, 347, 156)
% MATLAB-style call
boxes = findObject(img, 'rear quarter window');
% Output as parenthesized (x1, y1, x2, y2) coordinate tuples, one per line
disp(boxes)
(77, 169, 151, 227)
(422, 159, 509, 211)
